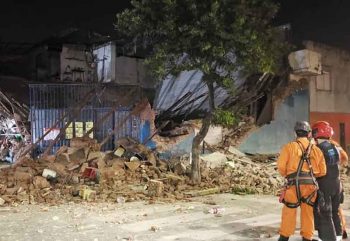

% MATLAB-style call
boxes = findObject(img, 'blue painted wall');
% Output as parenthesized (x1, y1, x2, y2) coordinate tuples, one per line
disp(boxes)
(239, 89, 309, 154)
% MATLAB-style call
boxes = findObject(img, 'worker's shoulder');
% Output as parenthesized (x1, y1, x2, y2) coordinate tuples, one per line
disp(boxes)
(310, 144, 323, 153)
(330, 139, 341, 147)
(281, 141, 299, 150)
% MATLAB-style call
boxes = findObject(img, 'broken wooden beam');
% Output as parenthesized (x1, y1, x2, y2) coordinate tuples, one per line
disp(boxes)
(42, 88, 103, 156)
(183, 187, 220, 197)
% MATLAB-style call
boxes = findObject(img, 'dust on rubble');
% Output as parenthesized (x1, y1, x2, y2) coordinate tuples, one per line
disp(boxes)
(0, 136, 286, 206)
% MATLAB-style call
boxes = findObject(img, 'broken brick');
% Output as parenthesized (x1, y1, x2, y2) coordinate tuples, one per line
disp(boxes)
(148, 180, 164, 197)
(47, 163, 67, 177)
(68, 148, 86, 163)
(125, 161, 141, 172)
(33, 176, 51, 189)
(14, 171, 32, 184)
(55, 153, 70, 164)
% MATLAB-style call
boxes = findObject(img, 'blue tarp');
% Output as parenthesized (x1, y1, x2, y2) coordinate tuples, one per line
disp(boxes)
(153, 69, 246, 118)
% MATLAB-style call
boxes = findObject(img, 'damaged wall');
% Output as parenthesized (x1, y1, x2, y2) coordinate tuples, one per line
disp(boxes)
(60, 44, 94, 82)
(305, 41, 350, 149)
(238, 89, 309, 154)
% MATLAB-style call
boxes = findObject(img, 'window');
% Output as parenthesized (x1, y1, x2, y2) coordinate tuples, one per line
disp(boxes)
(65, 121, 94, 139)
(86, 122, 94, 139)
(316, 71, 332, 91)
(65, 122, 73, 139)
(75, 122, 84, 137)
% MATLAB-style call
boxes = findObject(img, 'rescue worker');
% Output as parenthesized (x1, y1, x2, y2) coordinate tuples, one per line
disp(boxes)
(339, 207, 347, 239)
(311, 121, 348, 241)
(333, 141, 348, 239)
(278, 121, 326, 241)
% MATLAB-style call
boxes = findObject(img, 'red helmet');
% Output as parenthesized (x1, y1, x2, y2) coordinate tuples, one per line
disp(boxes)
(311, 121, 334, 139)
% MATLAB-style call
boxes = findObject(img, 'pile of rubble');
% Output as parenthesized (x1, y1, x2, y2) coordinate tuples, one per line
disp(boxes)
(200, 146, 283, 195)
(0, 137, 284, 206)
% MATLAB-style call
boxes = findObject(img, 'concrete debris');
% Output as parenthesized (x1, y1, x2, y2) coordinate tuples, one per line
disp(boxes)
(200, 152, 228, 168)
(42, 169, 57, 179)
(150, 226, 160, 232)
(0, 136, 285, 206)
(206, 207, 225, 216)
(228, 146, 246, 157)
(116, 196, 126, 204)
(221, 117, 256, 147)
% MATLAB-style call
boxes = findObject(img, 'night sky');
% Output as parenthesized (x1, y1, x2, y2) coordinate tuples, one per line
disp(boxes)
(0, 0, 131, 43)
(1, 0, 350, 50)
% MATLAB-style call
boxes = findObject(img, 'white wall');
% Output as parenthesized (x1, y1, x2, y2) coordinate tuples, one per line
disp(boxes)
(93, 42, 116, 83)
(306, 41, 350, 113)
(93, 42, 154, 87)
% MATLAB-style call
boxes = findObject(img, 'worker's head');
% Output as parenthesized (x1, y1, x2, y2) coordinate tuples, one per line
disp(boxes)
(312, 121, 333, 140)
(294, 121, 311, 138)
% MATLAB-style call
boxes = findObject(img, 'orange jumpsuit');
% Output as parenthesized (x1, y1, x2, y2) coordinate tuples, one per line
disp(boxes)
(330, 140, 348, 166)
(278, 137, 326, 240)
(331, 140, 349, 235)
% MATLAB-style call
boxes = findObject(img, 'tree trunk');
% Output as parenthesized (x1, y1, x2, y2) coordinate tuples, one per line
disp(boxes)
(191, 79, 215, 183)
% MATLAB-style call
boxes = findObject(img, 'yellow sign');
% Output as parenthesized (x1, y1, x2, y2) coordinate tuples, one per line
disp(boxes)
(75, 122, 84, 137)
(65, 122, 73, 139)
(64, 121, 94, 139)
(86, 121, 94, 139)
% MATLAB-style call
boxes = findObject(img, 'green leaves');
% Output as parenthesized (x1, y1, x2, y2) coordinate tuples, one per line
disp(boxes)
(212, 108, 237, 127)
(116, 0, 288, 86)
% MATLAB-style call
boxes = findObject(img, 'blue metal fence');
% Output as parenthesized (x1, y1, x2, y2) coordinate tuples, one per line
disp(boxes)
(29, 83, 142, 156)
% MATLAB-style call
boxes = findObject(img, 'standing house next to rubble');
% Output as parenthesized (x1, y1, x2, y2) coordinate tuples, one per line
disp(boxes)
(24, 30, 156, 156)
(239, 41, 350, 154)
(0, 29, 157, 161)
(27, 29, 155, 88)
(29, 83, 154, 156)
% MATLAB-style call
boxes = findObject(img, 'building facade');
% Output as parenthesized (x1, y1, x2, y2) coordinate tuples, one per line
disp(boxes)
(239, 41, 350, 154)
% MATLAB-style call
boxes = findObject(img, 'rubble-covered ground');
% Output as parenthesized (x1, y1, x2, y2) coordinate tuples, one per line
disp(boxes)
(1, 133, 350, 240)
(0, 136, 285, 206)
(1, 193, 349, 241)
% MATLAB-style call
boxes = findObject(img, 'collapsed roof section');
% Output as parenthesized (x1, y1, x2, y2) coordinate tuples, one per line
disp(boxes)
(154, 70, 228, 120)
(154, 70, 281, 123)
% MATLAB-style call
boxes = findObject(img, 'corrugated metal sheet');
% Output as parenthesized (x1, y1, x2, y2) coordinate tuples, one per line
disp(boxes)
(29, 83, 143, 156)
(154, 70, 229, 118)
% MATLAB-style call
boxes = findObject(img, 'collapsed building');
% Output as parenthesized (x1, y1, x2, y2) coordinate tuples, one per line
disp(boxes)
(239, 41, 350, 154)
(1, 28, 350, 205)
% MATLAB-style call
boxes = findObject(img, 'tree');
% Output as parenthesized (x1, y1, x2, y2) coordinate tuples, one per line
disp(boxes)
(116, 0, 287, 183)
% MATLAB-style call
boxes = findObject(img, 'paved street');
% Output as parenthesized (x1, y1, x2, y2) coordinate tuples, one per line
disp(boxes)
(1, 194, 349, 241)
